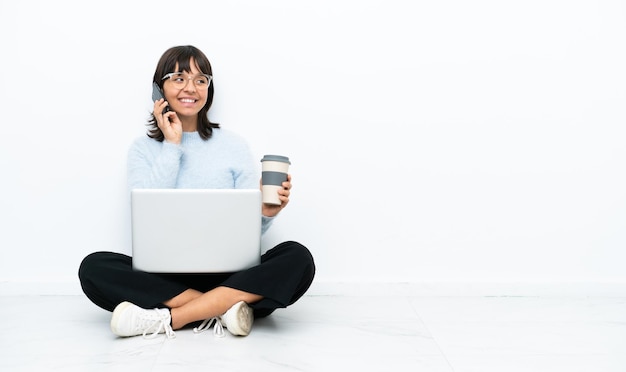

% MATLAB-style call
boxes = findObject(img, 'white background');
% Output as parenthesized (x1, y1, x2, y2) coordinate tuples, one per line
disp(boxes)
(1, 0, 624, 294)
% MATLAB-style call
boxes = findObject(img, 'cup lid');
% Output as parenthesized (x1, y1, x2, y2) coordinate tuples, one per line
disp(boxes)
(261, 155, 290, 164)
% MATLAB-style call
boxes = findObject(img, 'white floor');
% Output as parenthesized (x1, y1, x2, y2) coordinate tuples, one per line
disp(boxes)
(1, 294, 625, 371)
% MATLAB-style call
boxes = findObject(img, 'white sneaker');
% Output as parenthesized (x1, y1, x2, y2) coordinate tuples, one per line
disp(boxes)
(110, 301, 175, 339)
(220, 301, 253, 336)
(193, 317, 225, 338)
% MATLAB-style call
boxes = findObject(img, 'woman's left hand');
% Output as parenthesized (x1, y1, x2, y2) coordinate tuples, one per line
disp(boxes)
(262, 174, 291, 217)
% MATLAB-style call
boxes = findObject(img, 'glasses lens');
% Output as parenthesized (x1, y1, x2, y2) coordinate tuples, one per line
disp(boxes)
(167, 73, 211, 89)
(195, 76, 210, 87)
(168, 73, 185, 89)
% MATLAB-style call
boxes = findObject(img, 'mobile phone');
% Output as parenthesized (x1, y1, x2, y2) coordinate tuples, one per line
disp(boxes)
(151, 82, 170, 113)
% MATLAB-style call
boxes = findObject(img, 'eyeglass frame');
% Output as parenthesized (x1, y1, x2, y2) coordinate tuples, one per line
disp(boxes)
(161, 72, 213, 89)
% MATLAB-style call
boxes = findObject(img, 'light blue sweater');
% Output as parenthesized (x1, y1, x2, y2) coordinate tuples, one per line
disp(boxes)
(127, 128, 274, 233)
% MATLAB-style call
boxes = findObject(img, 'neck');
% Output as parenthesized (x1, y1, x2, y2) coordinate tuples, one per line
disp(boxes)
(180, 115, 198, 132)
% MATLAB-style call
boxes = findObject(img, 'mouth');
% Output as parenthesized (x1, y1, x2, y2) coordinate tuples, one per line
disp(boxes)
(179, 98, 197, 103)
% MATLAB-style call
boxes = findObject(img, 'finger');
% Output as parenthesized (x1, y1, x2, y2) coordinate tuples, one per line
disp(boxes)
(154, 101, 168, 128)
(278, 187, 290, 199)
(153, 98, 164, 113)
(155, 99, 171, 117)
(278, 190, 290, 200)
(164, 111, 180, 125)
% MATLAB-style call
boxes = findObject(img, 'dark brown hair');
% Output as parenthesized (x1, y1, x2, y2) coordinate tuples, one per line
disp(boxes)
(147, 45, 219, 141)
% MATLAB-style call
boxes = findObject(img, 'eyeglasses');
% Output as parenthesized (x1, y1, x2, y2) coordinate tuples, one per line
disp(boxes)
(161, 72, 212, 90)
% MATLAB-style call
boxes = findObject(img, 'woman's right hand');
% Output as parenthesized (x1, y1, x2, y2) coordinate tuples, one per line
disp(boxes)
(154, 99, 182, 144)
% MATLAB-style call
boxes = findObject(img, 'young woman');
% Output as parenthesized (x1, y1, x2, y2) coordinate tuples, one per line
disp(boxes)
(78, 45, 315, 339)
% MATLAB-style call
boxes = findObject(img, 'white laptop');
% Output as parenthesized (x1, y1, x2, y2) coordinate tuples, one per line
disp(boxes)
(131, 189, 262, 273)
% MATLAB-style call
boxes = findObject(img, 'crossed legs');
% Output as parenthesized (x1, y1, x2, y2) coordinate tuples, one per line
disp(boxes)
(165, 287, 263, 330)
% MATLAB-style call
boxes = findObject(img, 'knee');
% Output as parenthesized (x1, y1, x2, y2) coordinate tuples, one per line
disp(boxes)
(78, 252, 100, 281)
(281, 242, 316, 302)
(278, 241, 314, 263)
(282, 241, 316, 277)
(78, 251, 120, 282)
(295, 242, 315, 270)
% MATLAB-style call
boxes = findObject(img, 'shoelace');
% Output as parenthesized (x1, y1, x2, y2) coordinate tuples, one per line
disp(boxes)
(193, 317, 225, 338)
(140, 310, 176, 339)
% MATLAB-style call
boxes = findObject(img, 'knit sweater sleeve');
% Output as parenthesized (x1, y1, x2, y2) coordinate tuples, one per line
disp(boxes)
(127, 137, 183, 191)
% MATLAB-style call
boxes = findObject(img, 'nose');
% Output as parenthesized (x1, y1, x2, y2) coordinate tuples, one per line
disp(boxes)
(182, 77, 196, 92)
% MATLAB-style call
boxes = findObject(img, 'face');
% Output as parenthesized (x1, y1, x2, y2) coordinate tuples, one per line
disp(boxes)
(162, 58, 209, 119)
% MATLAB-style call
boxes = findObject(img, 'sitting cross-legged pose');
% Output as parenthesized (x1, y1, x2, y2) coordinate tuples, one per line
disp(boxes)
(78, 45, 315, 339)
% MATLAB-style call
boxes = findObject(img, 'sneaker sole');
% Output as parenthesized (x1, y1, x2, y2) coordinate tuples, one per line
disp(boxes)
(229, 301, 253, 336)
(110, 301, 133, 336)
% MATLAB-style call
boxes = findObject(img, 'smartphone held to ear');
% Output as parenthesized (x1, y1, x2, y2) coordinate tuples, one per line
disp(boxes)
(152, 83, 170, 113)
